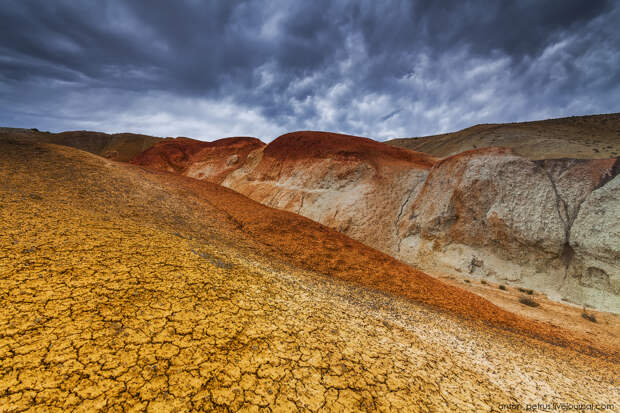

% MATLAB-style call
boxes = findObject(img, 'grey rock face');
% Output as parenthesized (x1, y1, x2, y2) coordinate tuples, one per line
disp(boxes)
(569, 174, 620, 308)
(400, 149, 565, 257)
(397, 150, 619, 312)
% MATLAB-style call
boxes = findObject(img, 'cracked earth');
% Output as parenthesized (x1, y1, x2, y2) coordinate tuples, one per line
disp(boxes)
(0, 141, 618, 412)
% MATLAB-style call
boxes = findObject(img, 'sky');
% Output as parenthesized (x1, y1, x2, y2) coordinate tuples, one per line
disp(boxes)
(1, 1, 619, 142)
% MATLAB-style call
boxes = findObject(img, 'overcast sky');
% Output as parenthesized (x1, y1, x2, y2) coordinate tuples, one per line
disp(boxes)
(1, 1, 619, 141)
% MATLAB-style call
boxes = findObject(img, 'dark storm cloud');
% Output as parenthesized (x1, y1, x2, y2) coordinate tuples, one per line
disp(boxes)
(0, 0, 618, 140)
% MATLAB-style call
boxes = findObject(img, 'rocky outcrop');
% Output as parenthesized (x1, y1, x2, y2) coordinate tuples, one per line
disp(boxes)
(397, 148, 566, 277)
(130, 132, 619, 312)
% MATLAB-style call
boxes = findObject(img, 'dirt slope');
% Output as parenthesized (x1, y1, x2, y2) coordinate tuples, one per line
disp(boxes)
(0, 128, 162, 161)
(387, 113, 620, 160)
(1, 138, 617, 411)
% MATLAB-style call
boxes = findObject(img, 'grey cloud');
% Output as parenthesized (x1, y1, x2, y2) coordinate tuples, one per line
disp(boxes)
(0, 0, 618, 141)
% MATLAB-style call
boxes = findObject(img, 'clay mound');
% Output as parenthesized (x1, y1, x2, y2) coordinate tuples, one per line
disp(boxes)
(388, 112, 620, 160)
(265, 131, 437, 168)
(131, 136, 265, 183)
(0, 128, 162, 161)
(217, 132, 438, 255)
(130, 132, 438, 257)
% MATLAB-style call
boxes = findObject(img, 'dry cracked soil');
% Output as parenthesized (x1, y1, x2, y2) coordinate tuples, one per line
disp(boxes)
(0, 139, 618, 412)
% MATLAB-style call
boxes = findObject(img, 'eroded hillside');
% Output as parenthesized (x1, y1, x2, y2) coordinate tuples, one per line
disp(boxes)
(132, 131, 619, 312)
(397, 148, 620, 312)
(1, 139, 618, 411)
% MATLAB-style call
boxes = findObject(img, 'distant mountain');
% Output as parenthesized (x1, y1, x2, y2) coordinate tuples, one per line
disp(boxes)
(387, 113, 620, 160)
(0, 128, 162, 161)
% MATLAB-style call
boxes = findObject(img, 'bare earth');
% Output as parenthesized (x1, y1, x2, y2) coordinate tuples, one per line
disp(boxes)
(0, 140, 618, 411)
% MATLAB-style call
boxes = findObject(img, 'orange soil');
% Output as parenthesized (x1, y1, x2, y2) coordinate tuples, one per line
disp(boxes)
(4, 140, 618, 410)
